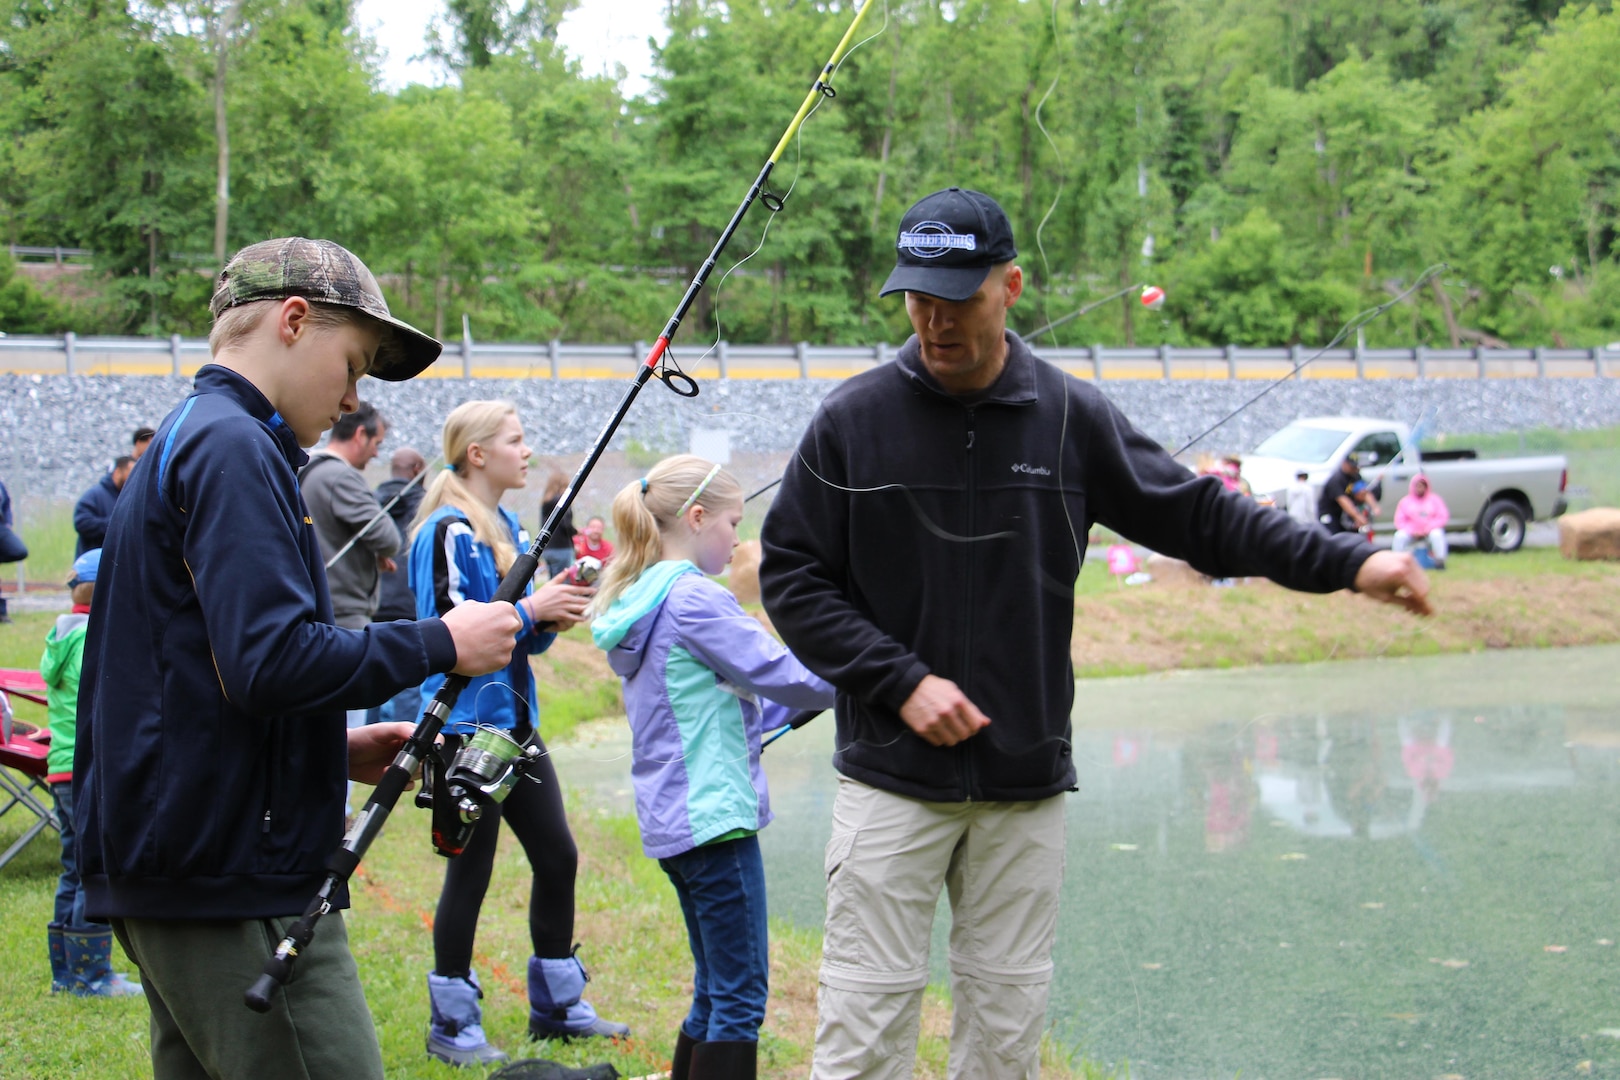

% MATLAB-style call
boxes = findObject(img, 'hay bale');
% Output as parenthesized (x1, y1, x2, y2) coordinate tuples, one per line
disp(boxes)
(1142, 553, 1209, 588)
(729, 540, 763, 604)
(1558, 508, 1620, 561)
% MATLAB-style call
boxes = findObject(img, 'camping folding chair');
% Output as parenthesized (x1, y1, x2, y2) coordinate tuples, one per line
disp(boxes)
(0, 699, 59, 872)
(0, 668, 47, 707)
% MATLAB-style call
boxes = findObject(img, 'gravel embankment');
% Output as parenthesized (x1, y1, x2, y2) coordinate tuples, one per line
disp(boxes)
(6, 372, 1619, 505)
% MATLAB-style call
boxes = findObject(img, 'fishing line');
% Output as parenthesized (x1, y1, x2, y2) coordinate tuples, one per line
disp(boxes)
(770, 257, 1449, 749)
(1031, 0, 1066, 343)
(557, 732, 768, 769)
(791, 450, 1022, 545)
(691, 0, 892, 373)
(1171, 264, 1448, 459)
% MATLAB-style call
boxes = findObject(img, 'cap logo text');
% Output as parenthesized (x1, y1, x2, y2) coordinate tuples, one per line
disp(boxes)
(899, 222, 978, 259)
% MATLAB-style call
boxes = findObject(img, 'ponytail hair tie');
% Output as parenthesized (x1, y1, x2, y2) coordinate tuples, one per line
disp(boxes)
(444, 463, 458, 473)
(639, 477, 649, 494)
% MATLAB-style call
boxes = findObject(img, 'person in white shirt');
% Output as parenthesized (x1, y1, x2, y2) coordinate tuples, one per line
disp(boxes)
(1286, 471, 1317, 527)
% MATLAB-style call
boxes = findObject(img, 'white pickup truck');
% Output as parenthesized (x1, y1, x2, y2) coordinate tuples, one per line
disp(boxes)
(1240, 416, 1568, 552)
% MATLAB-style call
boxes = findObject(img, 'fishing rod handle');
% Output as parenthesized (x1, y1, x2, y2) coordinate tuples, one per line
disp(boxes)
(245, 884, 335, 1012)
(244, 711, 447, 1011)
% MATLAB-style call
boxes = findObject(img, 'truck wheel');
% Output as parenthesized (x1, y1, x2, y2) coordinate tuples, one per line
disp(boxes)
(1476, 499, 1527, 553)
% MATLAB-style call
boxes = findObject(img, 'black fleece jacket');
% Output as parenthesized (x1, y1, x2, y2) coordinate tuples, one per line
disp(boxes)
(759, 332, 1373, 803)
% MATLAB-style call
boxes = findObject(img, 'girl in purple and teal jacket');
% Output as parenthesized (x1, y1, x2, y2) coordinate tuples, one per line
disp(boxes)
(591, 455, 835, 1080)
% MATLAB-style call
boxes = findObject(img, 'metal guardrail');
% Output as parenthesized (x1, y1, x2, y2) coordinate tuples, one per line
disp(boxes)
(7, 245, 92, 264)
(0, 333, 1616, 381)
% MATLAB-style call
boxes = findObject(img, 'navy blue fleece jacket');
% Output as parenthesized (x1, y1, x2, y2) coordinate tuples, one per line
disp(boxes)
(74, 365, 459, 920)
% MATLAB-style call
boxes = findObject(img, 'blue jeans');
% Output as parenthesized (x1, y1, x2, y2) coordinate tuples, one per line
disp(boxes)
(50, 781, 103, 931)
(658, 834, 769, 1043)
(0, 525, 26, 563)
(364, 684, 422, 726)
(542, 548, 574, 579)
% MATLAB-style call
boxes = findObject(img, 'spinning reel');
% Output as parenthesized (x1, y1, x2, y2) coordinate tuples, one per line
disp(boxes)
(417, 725, 542, 857)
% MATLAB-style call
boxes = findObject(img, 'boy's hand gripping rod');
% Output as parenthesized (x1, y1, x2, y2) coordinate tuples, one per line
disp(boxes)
(246, 0, 879, 1013)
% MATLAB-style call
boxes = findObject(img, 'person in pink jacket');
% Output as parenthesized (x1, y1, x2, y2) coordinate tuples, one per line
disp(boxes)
(1392, 474, 1450, 567)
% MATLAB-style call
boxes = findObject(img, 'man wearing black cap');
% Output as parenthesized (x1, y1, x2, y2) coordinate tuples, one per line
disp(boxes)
(760, 188, 1432, 1078)
(75, 237, 524, 1080)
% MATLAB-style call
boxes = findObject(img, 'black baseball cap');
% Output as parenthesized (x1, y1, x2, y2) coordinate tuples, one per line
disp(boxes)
(209, 237, 443, 382)
(879, 188, 1019, 302)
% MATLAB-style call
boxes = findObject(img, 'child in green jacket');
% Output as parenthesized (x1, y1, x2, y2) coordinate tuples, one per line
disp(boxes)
(42, 548, 141, 997)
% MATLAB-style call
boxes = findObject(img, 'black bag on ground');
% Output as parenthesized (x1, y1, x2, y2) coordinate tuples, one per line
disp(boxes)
(487, 1060, 620, 1080)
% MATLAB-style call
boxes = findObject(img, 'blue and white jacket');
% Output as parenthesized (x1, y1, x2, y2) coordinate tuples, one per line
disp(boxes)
(409, 503, 554, 735)
(592, 561, 835, 859)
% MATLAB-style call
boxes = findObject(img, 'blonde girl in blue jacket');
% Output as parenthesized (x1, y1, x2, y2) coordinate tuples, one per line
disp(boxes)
(407, 400, 626, 1067)
(591, 455, 835, 1080)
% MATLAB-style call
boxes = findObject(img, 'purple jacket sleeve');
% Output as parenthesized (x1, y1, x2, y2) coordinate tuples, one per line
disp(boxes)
(669, 579, 837, 711)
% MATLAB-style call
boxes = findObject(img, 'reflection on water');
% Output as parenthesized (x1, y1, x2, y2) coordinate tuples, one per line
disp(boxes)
(555, 645, 1620, 1079)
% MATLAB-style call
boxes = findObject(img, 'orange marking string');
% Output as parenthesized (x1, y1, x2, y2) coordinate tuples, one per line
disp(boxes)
(353, 866, 670, 1072)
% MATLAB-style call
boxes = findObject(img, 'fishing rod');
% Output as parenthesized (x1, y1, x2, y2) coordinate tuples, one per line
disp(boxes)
(320, 463, 433, 571)
(1172, 264, 1448, 458)
(763, 708, 823, 750)
(745, 477, 783, 503)
(1027, 282, 1164, 342)
(245, 0, 881, 1013)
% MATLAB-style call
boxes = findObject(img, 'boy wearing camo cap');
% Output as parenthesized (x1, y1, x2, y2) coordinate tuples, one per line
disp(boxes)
(74, 238, 525, 1080)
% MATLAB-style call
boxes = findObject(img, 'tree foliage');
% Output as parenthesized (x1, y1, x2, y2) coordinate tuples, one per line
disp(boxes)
(0, 0, 1615, 346)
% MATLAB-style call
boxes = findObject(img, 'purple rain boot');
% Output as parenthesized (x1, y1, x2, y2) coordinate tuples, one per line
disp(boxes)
(526, 949, 629, 1041)
(427, 970, 510, 1068)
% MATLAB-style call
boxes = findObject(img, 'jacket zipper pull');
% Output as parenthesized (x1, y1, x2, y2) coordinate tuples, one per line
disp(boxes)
(262, 809, 272, 834)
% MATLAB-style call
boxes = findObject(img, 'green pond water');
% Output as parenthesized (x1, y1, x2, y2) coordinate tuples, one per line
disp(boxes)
(555, 644, 1620, 1079)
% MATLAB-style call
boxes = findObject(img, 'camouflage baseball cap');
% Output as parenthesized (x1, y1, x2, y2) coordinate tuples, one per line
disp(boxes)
(210, 237, 442, 381)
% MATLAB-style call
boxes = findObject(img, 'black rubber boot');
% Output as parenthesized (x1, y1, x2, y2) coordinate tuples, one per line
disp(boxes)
(688, 1039, 757, 1080)
(671, 1028, 702, 1080)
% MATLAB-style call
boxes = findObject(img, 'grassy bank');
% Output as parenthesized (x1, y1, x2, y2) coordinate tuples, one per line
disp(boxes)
(1070, 545, 1620, 677)
(3, 525, 1615, 1077)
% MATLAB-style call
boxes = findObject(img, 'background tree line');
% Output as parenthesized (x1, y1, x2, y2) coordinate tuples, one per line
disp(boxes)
(1, 0, 1616, 350)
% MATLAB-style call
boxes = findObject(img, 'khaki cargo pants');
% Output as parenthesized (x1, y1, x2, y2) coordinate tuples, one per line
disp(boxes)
(813, 776, 1066, 1080)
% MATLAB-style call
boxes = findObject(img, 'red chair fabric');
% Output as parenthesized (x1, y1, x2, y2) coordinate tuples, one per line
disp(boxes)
(0, 719, 58, 870)
(0, 668, 47, 707)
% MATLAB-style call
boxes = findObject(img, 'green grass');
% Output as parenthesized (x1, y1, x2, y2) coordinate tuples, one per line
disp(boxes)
(0, 756, 1100, 1077)
(7, 502, 77, 589)
(532, 627, 622, 746)
(1434, 544, 1615, 582)
(0, 790, 1109, 1079)
(0, 612, 1108, 1078)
